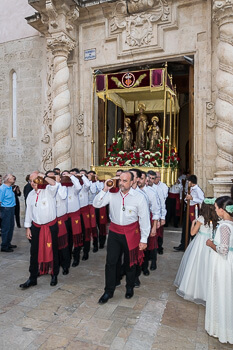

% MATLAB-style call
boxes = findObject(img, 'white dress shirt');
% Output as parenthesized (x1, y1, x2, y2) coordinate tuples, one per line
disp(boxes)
(169, 183, 183, 199)
(152, 184, 167, 220)
(88, 182, 99, 205)
(157, 181, 168, 200)
(67, 175, 82, 213)
(79, 175, 91, 208)
(24, 183, 58, 227)
(187, 184, 204, 206)
(143, 185, 161, 221)
(93, 188, 150, 243)
(56, 183, 68, 217)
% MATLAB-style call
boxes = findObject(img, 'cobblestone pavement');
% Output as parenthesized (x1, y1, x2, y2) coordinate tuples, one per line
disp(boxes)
(0, 227, 232, 350)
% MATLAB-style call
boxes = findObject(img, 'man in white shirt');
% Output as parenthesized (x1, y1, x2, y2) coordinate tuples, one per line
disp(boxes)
(174, 175, 204, 251)
(63, 169, 82, 267)
(93, 171, 150, 304)
(138, 171, 160, 276)
(165, 180, 183, 228)
(20, 171, 59, 289)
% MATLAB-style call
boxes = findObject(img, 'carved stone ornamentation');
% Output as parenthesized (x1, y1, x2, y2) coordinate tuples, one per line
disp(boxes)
(206, 102, 216, 128)
(209, 1, 233, 196)
(41, 54, 53, 171)
(42, 147, 53, 172)
(107, 0, 170, 51)
(76, 113, 84, 135)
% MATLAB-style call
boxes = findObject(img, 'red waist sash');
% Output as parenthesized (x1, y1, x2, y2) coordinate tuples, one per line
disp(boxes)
(168, 192, 180, 216)
(189, 205, 196, 222)
(109, 221, 144, 267)
(68, 210, 82, 247)
(33, 218, 57, 275)
(57, 214, 68, 250)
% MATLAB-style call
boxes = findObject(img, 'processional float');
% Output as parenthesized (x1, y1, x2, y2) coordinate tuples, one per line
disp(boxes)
(91, 63, 180, 186)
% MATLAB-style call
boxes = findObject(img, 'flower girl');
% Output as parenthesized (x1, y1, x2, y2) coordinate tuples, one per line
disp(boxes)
(174, 198, 218, 305)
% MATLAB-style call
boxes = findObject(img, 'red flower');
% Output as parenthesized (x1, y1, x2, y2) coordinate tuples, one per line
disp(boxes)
(132, 159, 136, 164)
(136, 159, 140, 164)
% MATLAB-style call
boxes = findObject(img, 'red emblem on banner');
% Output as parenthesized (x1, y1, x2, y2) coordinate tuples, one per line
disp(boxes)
(122, 73, 135, 88)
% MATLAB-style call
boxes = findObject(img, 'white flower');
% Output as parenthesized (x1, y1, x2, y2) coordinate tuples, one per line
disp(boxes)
(119, 151, 124, 155)
(112, 137, 115, 143)
(125, 160, 131, 165)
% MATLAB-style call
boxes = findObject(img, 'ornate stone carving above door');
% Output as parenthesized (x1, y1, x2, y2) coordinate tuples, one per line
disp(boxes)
(106, 0, 173, 56)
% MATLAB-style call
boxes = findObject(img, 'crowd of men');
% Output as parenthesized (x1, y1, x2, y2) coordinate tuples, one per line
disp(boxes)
(0, 168, 204, 303)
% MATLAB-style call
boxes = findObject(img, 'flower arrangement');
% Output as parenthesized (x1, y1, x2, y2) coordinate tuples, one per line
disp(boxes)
(101, 136, 180, 169)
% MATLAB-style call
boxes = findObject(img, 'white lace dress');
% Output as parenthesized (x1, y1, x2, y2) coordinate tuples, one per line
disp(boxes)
(174, 216, 212, 306)
(205, 220, 233, 344)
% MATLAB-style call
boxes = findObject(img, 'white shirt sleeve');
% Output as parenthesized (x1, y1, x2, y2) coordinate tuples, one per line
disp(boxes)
(57, 183, 67, 200)
(137, 195, 151, 243)
(82, 175, 91, 191)
(70, 175, 82, 194)
(93, 190, 109, 208)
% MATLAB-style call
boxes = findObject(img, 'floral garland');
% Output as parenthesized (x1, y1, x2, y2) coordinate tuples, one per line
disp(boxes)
(101, 136, 180, 169)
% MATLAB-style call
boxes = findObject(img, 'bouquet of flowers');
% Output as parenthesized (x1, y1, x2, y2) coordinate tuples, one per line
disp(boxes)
(101, 136, 180, 169)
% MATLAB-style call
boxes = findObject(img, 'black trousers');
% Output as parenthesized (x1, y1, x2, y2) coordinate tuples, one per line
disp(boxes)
(180, 208, 192, 248)
(29, 222, 59, 281)
(58, 219, 71, 269)
(105, 230, 136, 295)
(94, 208, 106, 248)
(166, 197, 179, 227)
(142, 248, 157, 271)
(14, 198, 21, 228)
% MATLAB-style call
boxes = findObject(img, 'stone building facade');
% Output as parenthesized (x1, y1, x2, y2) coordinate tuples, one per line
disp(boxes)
(0, 0, 232, 206)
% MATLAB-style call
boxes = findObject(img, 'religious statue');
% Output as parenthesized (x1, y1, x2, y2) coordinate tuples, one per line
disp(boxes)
(135, 103, 148, 150)
(148, 115, 161, 151)
(120, 118, 133, 151)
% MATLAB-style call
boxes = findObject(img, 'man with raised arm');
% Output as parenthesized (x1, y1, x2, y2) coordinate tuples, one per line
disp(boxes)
(93, 171, 150, 304)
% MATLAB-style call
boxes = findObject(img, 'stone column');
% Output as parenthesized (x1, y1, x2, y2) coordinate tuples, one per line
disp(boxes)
(47, 34, 75, 169)
(210, 1, 233, 197)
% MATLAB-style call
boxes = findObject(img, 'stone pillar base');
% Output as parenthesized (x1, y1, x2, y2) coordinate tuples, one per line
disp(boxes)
(209, 171, 233, 198)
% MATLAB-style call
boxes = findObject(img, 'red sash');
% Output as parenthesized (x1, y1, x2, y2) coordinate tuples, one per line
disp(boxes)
(88, 205, 98, 238)
(33, 218, 57, 276)
(80, 205, 91, 241)
(189, 205, 196, 222)
(157, 225, 164, 238)
(148, 215, 158, 250)
(57, 214, 68, 250)
(109, 221, 144, 267)
(109, 188, 119, 193)
(68, 210, 82, 247)
(168, 192, 180, 216)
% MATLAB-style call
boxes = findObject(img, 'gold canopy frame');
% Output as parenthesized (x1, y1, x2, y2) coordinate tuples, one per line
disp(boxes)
(91, 63, 180, 186)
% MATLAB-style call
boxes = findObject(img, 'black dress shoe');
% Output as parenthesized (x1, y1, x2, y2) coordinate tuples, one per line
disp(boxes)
(19, 279, 37, 289)
(50, 275, 57, 286)
(143, 269, 150, 276)
(9, 244, 17, 249)
(98, 292, 113, 304)
(82, 253, 89, 261)
(62, 268, 69, 275)
(173, 245, 184, 251)
(158, 249, 163, 255)
(72, 260, 79, 267)
(125, 288, 134, 299)
(134, 277, 141, 288)
(93, 247, 98, 253)
(1, 248, 14, 252)
(150, 263, 157, 271)
(99, 244, 104, 249)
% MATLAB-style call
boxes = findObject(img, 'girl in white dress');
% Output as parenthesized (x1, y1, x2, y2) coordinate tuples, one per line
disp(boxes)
(174, 198, 218, 305)
(205, 196, 233, 344)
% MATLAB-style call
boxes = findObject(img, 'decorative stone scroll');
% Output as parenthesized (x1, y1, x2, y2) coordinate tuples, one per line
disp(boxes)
(213, 0, 233, 172)
(206, 102, 216, 128)
(107, 0, 170, 53)
(76, 113, 84, 135)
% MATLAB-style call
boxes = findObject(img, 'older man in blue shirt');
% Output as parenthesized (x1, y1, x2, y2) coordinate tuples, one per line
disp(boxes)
(0, 174, 16, 252)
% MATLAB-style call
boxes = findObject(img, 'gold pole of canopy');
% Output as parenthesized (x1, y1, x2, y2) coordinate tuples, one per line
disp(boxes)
(104, 96, 108, 157)
(115, 105, 118, 137)
(162, 63, 168, 172)
(173, 85, 177, 149)
(169, 93, 172, 165)
(91, 75, 95, 167)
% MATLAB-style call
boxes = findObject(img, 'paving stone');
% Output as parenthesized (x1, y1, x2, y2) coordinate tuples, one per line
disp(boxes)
(0, 226, 225, 349)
